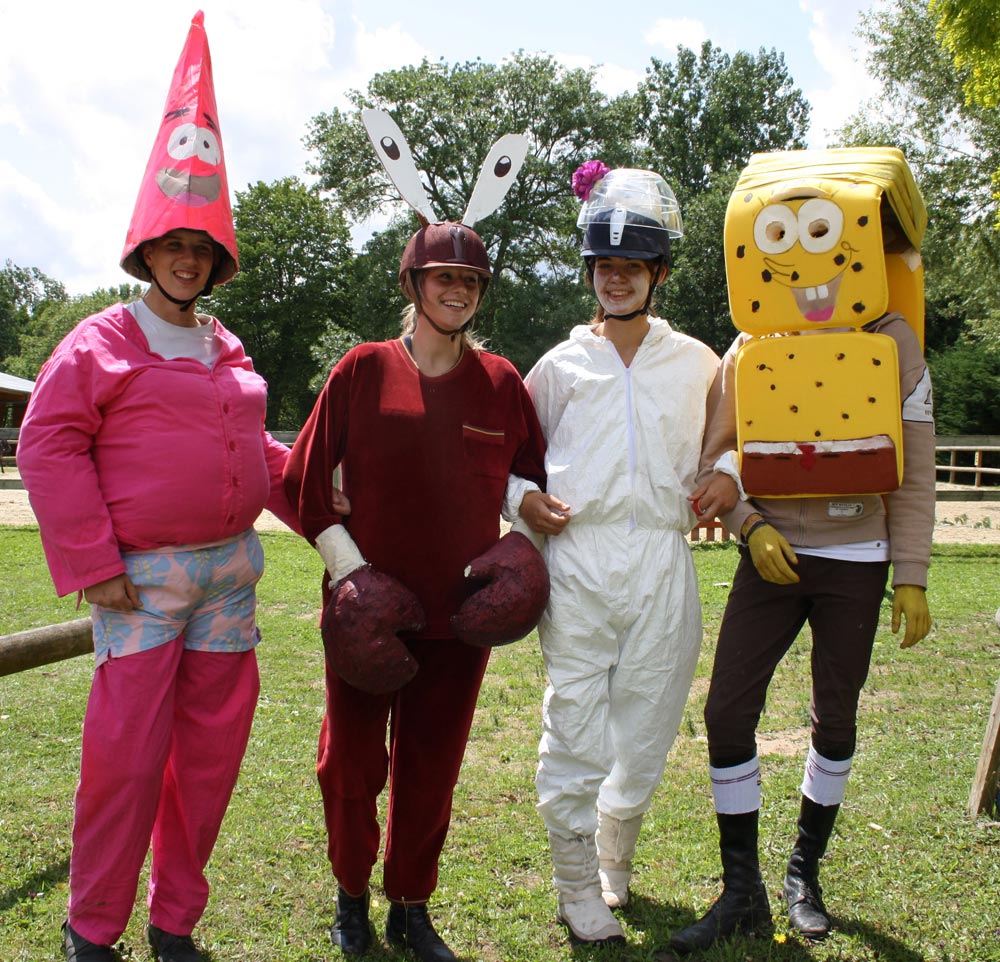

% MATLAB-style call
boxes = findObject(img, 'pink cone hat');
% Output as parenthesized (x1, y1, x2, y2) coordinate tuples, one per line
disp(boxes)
(120, 10, 237, 284)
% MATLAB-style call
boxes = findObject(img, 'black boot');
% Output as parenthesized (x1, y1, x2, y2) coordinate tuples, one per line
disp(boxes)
(330, 886, 373, 956)
(783, 796, 839, 940)
(147, 925, 204, 962)
(386, 902, 458, 962)
(669, 811, 773, 955)
(62, 922, 118, 962)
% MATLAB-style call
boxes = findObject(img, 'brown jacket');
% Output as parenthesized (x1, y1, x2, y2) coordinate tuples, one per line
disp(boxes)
(698, 313, 935, 588)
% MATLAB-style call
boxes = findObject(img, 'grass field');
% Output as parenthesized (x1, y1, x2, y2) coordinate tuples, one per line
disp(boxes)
(1, 527, 998, 961)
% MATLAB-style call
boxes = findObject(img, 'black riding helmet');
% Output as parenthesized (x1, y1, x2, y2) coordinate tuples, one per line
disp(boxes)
(578, 168, 683, 320)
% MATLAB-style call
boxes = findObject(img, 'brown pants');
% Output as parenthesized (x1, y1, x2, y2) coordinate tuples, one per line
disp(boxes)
(704, 549, 890, 767)
(318, 637, 491, 901)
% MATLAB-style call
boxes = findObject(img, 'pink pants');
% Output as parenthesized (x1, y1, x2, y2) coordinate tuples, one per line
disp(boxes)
(67, 639, 259, 944)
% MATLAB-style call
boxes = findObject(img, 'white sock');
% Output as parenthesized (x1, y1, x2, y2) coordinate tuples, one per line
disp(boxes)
(710, 757, 761, 814)
(801, 745, 853, 806)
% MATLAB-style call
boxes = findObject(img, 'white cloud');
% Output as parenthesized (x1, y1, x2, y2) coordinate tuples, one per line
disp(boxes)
(594, 62, 645, 97)
(555, 53, 643, 98)
(798, 0, 882, 146)
(353, 18, 431, 80)
(644, 17, 711, 55)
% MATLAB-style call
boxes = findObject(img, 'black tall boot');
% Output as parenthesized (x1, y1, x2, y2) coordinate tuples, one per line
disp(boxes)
(669, 811, 773, 955)
(783, 796, 839, 940)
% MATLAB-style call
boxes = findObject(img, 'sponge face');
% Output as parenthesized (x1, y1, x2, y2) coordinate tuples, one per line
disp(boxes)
(725, 179, 888, 337)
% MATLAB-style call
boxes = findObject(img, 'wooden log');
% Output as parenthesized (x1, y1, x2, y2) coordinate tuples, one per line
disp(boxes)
(968, 676, 1000, 818)
(0, 618, 93, 677)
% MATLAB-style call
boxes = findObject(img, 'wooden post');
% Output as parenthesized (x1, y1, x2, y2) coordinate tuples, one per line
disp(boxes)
(0, 618, 93, 677)
(968, 676, 1000, 817)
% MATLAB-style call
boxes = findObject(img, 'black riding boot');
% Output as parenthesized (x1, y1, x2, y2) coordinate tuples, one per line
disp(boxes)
(385, 902, 457, 962)
(669, 811, 773, 955)
(330, 886, 372, 956)
(783, 796, 840, 940)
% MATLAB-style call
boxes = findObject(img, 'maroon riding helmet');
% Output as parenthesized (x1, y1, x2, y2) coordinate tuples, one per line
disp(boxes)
(398, 221, 492, 293)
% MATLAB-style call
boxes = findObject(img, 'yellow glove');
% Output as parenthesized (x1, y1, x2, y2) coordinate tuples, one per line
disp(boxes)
(746, 521, 800, 585)
(892, 584, 931, 649)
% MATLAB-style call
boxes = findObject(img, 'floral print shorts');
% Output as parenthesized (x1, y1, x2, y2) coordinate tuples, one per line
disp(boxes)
(91, 529, 265, 666)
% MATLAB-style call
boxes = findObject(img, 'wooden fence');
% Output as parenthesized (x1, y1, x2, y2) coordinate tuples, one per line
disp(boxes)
(934, 434, 1000, 498)
(5, 430, 998, 495)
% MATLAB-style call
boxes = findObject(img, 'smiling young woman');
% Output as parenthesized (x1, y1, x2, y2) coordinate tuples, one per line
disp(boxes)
(16, 15, 303, 962)
(140, 229, 218, 326)
(283, 218, 561, 962)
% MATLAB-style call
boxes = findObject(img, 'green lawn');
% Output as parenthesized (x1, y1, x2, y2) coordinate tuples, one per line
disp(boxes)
(1, 527, 998, 961)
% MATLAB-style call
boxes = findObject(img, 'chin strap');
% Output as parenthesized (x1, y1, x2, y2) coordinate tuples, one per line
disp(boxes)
(149, 270, 213, 313)
(604, 301, 653, 322)
(422, 314, 472, 341)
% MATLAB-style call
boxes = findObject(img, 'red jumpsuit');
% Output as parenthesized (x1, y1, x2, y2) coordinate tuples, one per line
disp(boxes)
(284, 338, 546, 900)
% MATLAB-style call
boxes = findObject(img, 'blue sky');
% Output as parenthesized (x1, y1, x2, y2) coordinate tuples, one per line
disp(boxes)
(0, 0, 886, 295)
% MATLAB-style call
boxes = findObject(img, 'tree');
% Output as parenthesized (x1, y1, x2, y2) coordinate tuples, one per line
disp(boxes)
(931, 0, 1000, 109)
(658, 171, 741, 355)
(0, 261, 66, 367)
(928, 337, 1000, 435)
(305, 54, 635, 368)
(637, 43, 810, 205)
(840, 0, 1000, 364)
(306, 50, 814, 371)
(3, 285, 139, 380)
(205, 177, 353, 429)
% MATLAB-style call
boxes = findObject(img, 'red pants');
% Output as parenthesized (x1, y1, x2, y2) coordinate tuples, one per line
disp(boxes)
(68, 641, 259, 944)
(318, 638, 490, 901)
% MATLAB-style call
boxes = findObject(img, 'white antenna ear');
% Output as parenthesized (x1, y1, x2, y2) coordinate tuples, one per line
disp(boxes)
(462, 133, 530, 229)
(361, 109, 438, 226)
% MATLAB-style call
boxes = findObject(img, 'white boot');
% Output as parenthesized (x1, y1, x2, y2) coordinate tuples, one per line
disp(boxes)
(596, 811, 644, 908)
(548, 831, 626, 945)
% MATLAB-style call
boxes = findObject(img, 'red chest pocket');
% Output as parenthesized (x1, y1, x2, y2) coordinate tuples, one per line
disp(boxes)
(463, 424, 507, 480)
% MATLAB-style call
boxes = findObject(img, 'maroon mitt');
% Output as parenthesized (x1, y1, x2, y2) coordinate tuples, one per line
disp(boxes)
(451, 531, 550, 647)
(321, 567, 425, 694)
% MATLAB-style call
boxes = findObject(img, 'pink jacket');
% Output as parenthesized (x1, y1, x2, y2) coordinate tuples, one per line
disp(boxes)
(18, 303, 300, 596)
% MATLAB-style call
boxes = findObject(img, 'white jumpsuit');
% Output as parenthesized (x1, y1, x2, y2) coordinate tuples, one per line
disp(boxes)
(527, 317, 720, 836)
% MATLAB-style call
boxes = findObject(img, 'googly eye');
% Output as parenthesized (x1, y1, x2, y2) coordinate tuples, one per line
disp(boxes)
(167, 122, 199, 160)
(753, 204, 798, 254)
(379, 136, 401, 161)
(194, 127, 221, 165)
(798, 199, 843, 253)
(494, 154, 514, 178)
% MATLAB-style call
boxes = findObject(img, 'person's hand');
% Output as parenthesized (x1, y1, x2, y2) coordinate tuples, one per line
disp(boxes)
(747, 523, 799, 585)
(331, 486, 351, 516)
(689, 473, 739, 521)
(519, 490, 572, 537)
(892, 584, 931, 649)
(84, 574, 141, 611)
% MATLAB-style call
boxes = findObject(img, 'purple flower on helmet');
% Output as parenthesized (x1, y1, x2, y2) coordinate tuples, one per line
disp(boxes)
(572, 160, 611, 201)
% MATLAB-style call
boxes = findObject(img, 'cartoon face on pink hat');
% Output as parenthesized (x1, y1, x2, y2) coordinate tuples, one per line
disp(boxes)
(120, 11, 237, 285)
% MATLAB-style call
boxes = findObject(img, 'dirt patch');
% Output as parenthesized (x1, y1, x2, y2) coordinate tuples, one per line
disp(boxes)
(2, 469, 997, 543)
